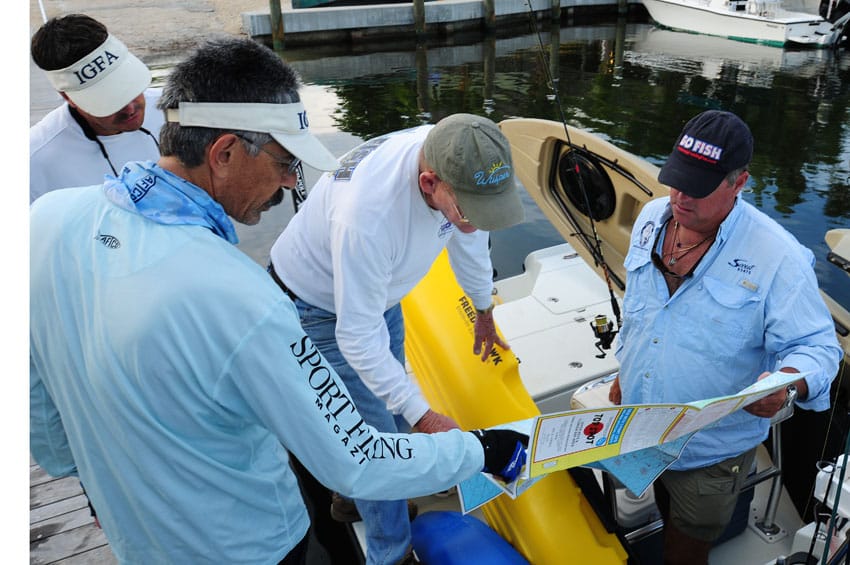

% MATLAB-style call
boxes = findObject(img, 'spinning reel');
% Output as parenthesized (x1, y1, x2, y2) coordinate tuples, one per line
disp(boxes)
(590, 314, 618, 359)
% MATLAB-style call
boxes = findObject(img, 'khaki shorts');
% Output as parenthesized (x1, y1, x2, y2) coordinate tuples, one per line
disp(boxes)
(658, 447, 758, 541)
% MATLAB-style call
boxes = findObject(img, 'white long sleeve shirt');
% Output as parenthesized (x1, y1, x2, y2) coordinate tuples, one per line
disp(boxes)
(270, 125, 495, 425)
(30, 88, 164, 203)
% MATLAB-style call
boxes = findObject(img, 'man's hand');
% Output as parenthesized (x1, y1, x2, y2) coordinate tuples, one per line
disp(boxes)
(471, 428, 529, 483)
(473, 307, 510, 361)
(744, 369, 806, 418)
(608, 375, 622, 405)
(413, 409, 460, 433)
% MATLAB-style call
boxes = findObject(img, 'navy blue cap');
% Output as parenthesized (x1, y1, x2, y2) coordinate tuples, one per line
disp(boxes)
(658, 110, 753, 198)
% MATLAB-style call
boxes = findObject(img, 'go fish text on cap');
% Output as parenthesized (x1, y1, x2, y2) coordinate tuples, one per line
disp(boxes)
(73, 50, 120, 86)
(474, 161, 512, 186)
(677, 134, 724, 164)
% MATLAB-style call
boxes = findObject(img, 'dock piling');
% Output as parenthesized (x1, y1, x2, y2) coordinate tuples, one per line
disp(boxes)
(269, 0, 285, 49)
(414, 0, 426, 35)
(483, 0, 495, 29)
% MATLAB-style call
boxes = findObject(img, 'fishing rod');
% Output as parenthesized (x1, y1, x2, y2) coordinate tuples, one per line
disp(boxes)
(543, 149, 625, 293)
(524, 1, 621, 357)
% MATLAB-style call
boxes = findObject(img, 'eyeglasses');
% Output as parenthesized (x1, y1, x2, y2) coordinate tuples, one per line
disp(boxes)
(651, 250, 690, 280)
(236, 134, 301, 175)
(650, 220, 697, 280)
(450, 200, 471, 225)
(442, 183, 471, 225)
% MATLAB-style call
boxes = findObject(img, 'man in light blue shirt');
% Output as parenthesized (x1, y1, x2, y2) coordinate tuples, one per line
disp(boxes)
(608, 111, 841, 565)
(30, 37, 526, 565)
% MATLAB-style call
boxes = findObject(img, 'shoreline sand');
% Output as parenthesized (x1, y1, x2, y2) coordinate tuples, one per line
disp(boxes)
(30, 0, 264, 60)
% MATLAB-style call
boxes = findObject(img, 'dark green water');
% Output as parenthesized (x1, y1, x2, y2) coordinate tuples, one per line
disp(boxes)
(276, 18, 850, 309)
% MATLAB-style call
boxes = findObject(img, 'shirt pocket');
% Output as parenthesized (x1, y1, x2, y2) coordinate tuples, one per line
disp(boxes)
(675, 276, 763, 363)
(623, 252, 651, 317)
(702, 276, 762, 324)
(620, 260, 651, 345)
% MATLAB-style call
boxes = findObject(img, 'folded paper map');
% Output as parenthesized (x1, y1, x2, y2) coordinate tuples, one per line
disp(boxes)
(458, 370, 804, 513)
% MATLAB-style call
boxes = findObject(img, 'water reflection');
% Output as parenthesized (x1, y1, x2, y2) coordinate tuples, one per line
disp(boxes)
(625, 26, 835, 89)
(275, 19, 850, 307)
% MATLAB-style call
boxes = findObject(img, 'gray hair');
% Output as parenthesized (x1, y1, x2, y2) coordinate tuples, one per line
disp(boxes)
(157, 37, 300, 167)
(725, 166, 748, 186)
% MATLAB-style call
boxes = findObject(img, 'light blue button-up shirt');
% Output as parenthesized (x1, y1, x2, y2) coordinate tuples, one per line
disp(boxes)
(616, 195, 841, 470)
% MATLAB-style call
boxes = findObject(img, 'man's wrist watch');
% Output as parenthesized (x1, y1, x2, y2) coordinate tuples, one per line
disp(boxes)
(475, 303, 495, 316)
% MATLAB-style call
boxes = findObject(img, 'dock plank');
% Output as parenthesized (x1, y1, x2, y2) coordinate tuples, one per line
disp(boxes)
(30, 464, 54, 488)
(30, 494, 89, 525)
(31, 476, 87, 508)
(30, 522, 113, 565)
(54, 546, 119, 565)
(31, 461, 116, 564)
(31, 507, 98, 542)
(30, 494, 91, 528)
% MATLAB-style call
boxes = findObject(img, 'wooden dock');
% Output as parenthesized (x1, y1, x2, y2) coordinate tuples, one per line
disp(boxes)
(30, 457, 116, 565)
(241, 0, 639, 46)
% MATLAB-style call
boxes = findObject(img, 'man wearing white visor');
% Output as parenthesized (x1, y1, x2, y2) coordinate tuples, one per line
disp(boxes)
(30, 14, 164, 203)
(30, 37, 528, 565)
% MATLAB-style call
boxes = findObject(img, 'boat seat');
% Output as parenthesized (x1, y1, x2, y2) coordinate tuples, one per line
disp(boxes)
(569, 373, 796, 542)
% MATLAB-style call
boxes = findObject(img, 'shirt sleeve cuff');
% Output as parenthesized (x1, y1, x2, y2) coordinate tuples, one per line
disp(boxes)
(468, 291, 494, 312)
(401, 395, 431, 427)
(781, 354, 834, 412)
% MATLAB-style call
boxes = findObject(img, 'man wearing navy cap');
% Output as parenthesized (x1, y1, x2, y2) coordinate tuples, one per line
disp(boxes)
(608, 110, 841, 564)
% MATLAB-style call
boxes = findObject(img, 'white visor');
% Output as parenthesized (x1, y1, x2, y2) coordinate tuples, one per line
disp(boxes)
(45, 35, 151, 118)
(165, 102, 340, 172)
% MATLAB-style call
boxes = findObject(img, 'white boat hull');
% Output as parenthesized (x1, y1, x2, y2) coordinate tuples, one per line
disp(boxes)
(641, 0, 848, 46)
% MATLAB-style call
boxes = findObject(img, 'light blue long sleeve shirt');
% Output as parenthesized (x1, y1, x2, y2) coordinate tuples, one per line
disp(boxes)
(30, 176, 484, 564)
(616, 196, 841, 470)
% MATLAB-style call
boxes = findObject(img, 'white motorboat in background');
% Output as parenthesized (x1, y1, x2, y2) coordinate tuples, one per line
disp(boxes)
(641, 0, 850, 47)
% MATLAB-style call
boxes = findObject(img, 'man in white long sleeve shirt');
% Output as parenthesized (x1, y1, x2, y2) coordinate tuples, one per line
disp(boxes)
(30, 14, 164, 204)
(30, 39, 527, 565)
(269, 113, 525, 565)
